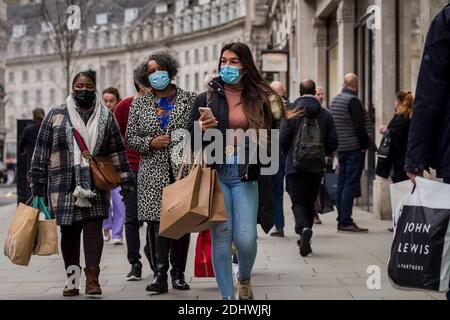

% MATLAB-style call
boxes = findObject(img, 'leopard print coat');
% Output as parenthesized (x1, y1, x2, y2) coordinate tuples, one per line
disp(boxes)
(126, 86, 197, 221)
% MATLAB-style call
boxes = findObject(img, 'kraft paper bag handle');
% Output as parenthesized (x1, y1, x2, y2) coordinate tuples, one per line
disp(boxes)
(175, 152, 202, 182)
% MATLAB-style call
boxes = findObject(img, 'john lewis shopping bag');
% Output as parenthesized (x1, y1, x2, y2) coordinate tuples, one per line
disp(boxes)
(388, 178, 450, 292)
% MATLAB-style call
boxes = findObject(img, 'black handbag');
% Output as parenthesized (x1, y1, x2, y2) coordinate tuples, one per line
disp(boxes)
(377, 131, 391, 159)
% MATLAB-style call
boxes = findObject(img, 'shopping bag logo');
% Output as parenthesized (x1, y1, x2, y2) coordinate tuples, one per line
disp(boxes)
(388, 205, 448, 291)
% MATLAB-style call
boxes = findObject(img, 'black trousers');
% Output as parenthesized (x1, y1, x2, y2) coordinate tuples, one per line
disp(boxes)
(146, 222, 190, 277)
(124, 171, 150, 265)
(286, 171, 323, 236)
(60, 218, 104, 270)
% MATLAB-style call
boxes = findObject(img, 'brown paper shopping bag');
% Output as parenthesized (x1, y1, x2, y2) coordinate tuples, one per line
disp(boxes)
(192, 169, 228, 233)
(4, 198, 40, 266)
(32, 197, 58, 256)
(160, 162, 209, 240)
(209, 170, 227, 223)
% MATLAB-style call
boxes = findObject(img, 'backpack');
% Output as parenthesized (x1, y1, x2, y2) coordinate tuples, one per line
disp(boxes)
(293, 116, 326, 173)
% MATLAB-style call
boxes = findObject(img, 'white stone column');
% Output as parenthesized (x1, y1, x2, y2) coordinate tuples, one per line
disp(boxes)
(314, 18, 327, 103)
(336, 0, 355, 83)
(373, 0, 397, 220)
(183, 10, 193, 33)
(202, 5, 211, 29)
(296, 0, 316, 81)
(193, 7, 202, 31)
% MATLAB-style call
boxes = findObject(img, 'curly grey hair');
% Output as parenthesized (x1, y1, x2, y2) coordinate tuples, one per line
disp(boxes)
(133, 60, 150, 89)
(146, 48, 180, 79)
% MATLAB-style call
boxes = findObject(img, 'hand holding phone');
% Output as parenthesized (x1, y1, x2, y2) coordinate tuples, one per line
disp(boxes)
(199, 107, 215, 120)
(198, 107, 218, 131)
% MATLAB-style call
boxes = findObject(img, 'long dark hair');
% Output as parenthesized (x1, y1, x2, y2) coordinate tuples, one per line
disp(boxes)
(218, 42, 274, 131)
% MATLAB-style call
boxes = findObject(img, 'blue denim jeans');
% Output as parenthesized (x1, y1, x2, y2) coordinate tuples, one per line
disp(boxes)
(211, 157, 259, 300)
(336, 150, 365, 227)
(272, 156, 286, 230)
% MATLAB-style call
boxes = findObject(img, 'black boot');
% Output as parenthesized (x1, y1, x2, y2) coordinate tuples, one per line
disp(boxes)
(146, 272, 168, 293)
(171, 270, 190, 290)
(170, 233, 191, 290)
(146, 222, 170, 294)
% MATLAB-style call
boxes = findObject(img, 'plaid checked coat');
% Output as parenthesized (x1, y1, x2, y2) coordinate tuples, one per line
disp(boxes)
(29, 104, 134, 226)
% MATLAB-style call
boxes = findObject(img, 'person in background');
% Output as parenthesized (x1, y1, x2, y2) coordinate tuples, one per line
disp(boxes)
(404, 4, 450, 300)
(114, 62, 152, 281)
(21, 108, 46, 199)
(102, 87, 121, 112)
(313, 87, 325, 225)
(280, 79, 338, 257)
(379, 91, 414, 183)
(29, 70, 134, 297)
(269, 81, 287, 238)
(127, 49, 196, 294)
(330, 73, 369, 233)
(101, 87, 125, 245)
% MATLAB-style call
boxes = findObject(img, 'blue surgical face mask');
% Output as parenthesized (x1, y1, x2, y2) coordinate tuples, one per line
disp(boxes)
(220, 65, 243, 85)
(149, 71, 170, 91)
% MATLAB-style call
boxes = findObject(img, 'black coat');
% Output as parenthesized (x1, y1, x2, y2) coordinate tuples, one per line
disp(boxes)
(188, 77, 274, 182)
(406, 5, 450, 178)
(280, 95, 339, 177)
(20, 123, 41, 172)
(376, 114, 411, 180)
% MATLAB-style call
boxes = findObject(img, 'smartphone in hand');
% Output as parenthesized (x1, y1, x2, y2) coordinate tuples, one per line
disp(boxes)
(199, 107, 215, 119)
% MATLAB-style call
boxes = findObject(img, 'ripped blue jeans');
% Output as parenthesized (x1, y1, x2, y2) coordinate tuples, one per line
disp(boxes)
(211, 159, 259, 300)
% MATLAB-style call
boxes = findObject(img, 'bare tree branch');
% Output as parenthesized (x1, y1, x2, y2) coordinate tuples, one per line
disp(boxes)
(39, 0, 97, 95)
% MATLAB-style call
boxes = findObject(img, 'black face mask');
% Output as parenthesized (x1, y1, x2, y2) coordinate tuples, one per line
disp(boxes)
(73, 90, 96, 107)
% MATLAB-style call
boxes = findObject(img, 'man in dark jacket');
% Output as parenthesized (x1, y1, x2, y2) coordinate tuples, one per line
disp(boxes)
(330, 74, 369, 233)
(280, 79, 338, 257)
(405, 4, 450, 301)
(21, 108, 45, 199)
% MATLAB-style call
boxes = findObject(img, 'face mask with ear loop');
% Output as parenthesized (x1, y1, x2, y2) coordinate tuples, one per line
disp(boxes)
(149, 71, 171, 91)
(220, 65, 243, 85)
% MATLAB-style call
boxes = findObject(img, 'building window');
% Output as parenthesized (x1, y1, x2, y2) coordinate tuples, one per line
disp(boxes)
(23, 91, 28, 105)
(22, 70, 28, 83)
(8, 72, 14, 83)
(36, 69, 42, 81)
(194, 49, 200, 64)
(213, 44, 218, 60)
(50, 89, 55, 103)
(49, 68, 54, 80)
(12, 24, 27, 38)
(185, 50, 190, 65)
(41, 22, 53, 33)
(185, 74, 190, 91)
(96, 13, 108, 25)
(203, 47, 209, 62)
(195, 73, 199, 92)
(125, 8, 139, 23)
(36, 90, 42, 105)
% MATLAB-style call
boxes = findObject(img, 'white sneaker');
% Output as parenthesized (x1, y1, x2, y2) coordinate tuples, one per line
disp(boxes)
(103, 230, 111, 242)
(111, 238, 123, 245)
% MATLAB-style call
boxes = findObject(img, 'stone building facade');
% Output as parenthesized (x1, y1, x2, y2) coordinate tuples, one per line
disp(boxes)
(4, 0, 262, 162)
(267, 0, 448, 219)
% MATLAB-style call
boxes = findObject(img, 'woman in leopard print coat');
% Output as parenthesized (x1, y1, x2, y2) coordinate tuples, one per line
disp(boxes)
(126, 50, 197, 294)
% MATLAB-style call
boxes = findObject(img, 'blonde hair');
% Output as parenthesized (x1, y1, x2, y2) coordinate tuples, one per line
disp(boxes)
(396, 91, 414, 119)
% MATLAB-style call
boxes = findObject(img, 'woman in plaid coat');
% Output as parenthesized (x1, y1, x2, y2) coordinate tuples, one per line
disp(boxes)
(29, 70, 134, 297)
